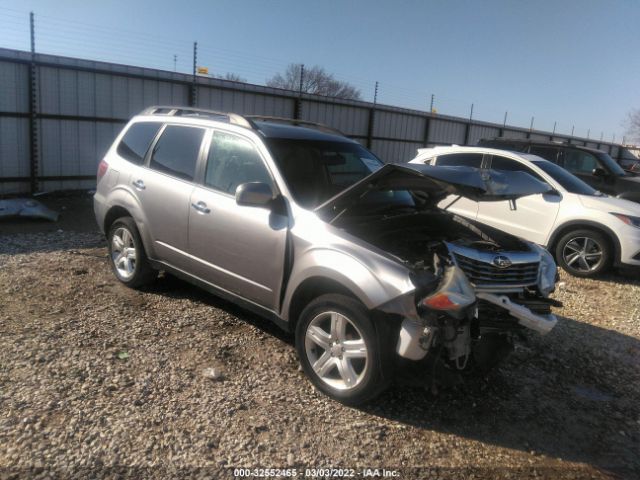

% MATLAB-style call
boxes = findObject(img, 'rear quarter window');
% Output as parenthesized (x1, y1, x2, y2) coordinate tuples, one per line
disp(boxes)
(117, 122, 162, 165)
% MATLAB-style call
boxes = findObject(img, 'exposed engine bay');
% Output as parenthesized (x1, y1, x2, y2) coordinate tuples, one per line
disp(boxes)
(341, 209, 559, 378)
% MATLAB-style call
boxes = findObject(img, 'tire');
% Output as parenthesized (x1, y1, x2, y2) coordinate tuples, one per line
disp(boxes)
(107, 216, 156, 288)
(295, 293, 392, 405)
(554, 228, 611, 277)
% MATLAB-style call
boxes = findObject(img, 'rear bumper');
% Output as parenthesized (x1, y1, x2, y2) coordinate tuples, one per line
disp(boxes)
(93, 194, 107, 234)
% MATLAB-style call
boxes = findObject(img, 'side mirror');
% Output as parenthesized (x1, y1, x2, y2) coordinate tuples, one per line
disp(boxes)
(235, 182, 274, 208)
(592, 167, 607, 178)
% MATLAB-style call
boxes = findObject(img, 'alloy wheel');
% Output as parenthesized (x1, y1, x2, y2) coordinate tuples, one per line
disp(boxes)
(562, 236, 604, 273)
(304, 311, 369, 391)
(111, 227, 137, 280)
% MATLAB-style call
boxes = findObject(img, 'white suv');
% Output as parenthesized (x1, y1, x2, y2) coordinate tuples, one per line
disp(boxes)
(410, 146, 640, 277)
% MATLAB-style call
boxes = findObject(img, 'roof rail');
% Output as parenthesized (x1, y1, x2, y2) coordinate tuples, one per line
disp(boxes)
(140, 106, 255, 129)
(244, 115, 345, 136)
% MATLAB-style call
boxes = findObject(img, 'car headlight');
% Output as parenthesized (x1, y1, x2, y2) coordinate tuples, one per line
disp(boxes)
(531, 243, 557, 296)
(610, 212, 640, 229)
(420, 265, 476, 320)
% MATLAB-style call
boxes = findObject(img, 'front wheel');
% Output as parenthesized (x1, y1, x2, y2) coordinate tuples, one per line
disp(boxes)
(295, 294, 390, 405)
(555, 229, 611, 277)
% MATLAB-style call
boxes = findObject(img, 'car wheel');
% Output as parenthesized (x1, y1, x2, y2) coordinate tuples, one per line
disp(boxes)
(107, 217, 156, 288)
(555, 229, 611, 277)
(295, 294, 391, 405)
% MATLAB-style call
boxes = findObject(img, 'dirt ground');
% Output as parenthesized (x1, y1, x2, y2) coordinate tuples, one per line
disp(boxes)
(0, 194, 638, 479)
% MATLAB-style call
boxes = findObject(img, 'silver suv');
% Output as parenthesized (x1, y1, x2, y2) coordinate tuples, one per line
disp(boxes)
(95, 107, 559, 404)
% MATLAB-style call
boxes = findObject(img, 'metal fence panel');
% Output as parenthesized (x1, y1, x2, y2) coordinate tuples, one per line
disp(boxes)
(301, 101, 369, 137)
(371, 139, 423, 164)
(0, 117, 29, 194)
(373, 110, 424, 141)
(468, 124, 501, 145)
(0, 60, 29, 113)
(529, 133, 551, 141)
(501, 129, 528, 139)
(429, 119, 466, 144)
(0, 48, 627, 194)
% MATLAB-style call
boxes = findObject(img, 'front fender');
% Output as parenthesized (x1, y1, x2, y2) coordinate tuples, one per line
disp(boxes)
(281, 246, 416, 322)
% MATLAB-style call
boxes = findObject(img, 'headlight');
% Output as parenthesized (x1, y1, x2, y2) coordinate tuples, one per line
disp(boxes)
(610, 212, 640, 229)
(531, 243, 557, 296)
(420, 265, 476, 319)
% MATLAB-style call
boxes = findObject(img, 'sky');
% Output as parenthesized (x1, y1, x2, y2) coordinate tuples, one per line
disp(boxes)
(1, 0, 638, 141)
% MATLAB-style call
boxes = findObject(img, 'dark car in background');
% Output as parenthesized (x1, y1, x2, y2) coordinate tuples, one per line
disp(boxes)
(478, 138, 640, 203)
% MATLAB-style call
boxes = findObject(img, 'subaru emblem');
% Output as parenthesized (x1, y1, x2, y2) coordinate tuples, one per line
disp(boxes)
(493, 255, 512, 269)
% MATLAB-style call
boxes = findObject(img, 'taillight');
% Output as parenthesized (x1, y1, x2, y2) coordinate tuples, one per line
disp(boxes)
(97, 159, 109, 182)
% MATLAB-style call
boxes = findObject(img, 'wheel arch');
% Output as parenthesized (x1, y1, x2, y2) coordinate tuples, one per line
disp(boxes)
(548, 220, 621, 265)
(285, 276, 363, 333)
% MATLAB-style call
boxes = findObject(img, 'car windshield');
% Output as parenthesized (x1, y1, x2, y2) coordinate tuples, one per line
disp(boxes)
(532, 160, 599, 195)
(596, 152, 627, 176)
(265, 138, 415, 210)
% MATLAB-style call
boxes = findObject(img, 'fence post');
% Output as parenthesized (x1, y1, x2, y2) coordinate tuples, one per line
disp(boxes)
(463, 103, 473, 145)
(190, 42, 197, 106)
(366, 81, 378, 149)
(293, 64, 304, 120)
(499, 111, 507, 137)
(423, 94, 432, 147)
(526, 116, 534, 139)
(28, 11, 39, 194)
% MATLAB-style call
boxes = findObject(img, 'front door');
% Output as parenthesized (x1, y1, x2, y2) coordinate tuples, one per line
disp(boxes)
(188, 130, 288, 310)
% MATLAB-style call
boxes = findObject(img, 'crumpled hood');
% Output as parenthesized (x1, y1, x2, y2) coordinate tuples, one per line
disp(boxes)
(579, 193, 640, 215)
(315, 163, 552, 222)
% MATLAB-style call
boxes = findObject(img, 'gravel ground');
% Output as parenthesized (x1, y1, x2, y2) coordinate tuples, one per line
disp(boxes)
(0, 204, 638, 479)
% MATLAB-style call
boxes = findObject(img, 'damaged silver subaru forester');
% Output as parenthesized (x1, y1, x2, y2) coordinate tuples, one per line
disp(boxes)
(94, 107, 559, 405)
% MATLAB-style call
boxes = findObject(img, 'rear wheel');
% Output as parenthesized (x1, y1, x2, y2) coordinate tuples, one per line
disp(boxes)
(295, 294, 390, 405)
(107, 217, 156, 288)
(555, 229, 611, 277)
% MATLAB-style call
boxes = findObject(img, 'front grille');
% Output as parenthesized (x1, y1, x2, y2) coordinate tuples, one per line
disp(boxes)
(454, 253, 539, 287)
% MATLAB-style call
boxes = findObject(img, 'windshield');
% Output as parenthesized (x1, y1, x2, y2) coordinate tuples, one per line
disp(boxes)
(265, 138, 413, 209)
(532, 160, 598, 195)
(595, 152, 627, 176)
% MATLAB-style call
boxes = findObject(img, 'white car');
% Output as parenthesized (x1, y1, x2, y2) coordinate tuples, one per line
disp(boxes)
(410, 146, 640, 277)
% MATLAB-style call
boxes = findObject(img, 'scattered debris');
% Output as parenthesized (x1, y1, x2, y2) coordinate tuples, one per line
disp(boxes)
(202, 367, 224, 381)
(0, 198, 59, 222)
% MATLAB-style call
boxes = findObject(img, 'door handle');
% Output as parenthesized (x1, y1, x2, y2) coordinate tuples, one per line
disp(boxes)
(132, 179, 146, 190)
(191, 201, 211, 214)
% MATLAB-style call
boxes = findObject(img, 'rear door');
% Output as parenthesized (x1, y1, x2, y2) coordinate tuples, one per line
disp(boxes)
(476, 155, 561, 245)
(187, 130, 287, 310)
(131, 124, 206, 270)
(429, 152, 483, 219)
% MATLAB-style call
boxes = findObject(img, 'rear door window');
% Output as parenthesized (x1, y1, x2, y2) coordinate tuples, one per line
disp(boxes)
(117, 122, 161, 165)
(435, 153, 483, 167)
(205, 131, 273, 195)
(149, 125, 205, 181)
(560, 149, 602, 174)
(528, 146, 559, 163)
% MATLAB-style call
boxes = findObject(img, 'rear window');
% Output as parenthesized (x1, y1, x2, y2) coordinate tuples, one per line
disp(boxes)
(149, 125, 205, 181)
(117, 122, 161, 165)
